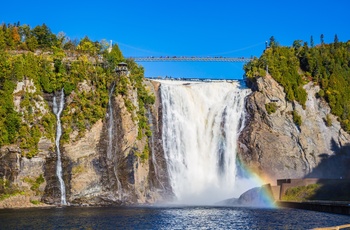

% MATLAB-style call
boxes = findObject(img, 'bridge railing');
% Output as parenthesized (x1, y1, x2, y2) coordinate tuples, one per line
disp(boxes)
(128, 56, 253, 62)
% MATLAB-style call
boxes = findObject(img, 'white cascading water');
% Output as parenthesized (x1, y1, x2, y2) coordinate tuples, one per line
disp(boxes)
(106, 82, 122, 199)
(159, 80, 252, 205)
(53, 89, 67, 205)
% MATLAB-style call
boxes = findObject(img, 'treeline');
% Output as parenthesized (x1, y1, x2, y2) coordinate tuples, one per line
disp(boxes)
(0, 22, 57, 51)
(0, 22, 153, 158)
(0, 22, 111, 55)
(244, 35, 350, 131)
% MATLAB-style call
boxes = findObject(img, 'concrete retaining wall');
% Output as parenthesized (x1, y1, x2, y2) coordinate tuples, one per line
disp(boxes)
(277, 201, 350, 216)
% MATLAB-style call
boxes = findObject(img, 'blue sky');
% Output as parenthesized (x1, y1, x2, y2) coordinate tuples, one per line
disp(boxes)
(1, 0, 350, 79)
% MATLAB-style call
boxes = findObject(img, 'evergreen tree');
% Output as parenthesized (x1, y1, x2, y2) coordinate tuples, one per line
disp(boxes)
(26, 36, 38, 51)
(4, 26, 14, 48)
(0, 29, 5, 50)
(19, 24, 31, 42)
(31, 23, 57, 49)
(334, 34, 339, 48)
(269, 36, 276, 48)
(104, 44, 124, 69)
(63, 39, 76, 51)
(334, 34, 339, 43)
(310, 35, 314, 47)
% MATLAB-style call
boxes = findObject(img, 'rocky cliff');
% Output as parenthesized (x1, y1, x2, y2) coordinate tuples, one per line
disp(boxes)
(62, 79, 172, 206)
(3, 72, 350, 208)
(0, 77, 172, 208)
(238, 74, 350, 183)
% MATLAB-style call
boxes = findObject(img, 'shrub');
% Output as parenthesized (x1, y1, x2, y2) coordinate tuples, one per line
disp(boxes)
(30, 200, 41, 205)
(293, 110, 302, 126)
(136, 144, 150, 163)
(23, 174, 45, 195)
(317, 89, 325, 98)
(0, 179, 23, 200)
(265, 102, 277, 114)
(325, 114, 332, 127)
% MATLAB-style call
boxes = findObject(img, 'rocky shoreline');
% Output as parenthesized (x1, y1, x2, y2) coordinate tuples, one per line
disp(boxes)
(0, 194, 54, 209)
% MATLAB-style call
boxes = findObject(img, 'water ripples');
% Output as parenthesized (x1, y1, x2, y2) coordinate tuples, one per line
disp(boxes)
(1, 206, 349, 229)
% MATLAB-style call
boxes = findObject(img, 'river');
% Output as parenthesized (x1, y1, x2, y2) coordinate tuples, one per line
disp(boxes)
(1, 206, 349, 229)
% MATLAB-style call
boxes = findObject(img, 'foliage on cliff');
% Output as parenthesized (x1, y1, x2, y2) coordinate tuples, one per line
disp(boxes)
(282, 184, 321, 202)
(0, 22, 154, 158)
(244, 36, 350, 131)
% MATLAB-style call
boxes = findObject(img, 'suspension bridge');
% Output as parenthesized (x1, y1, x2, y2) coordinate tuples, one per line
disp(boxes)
(128, 56, 253, 62)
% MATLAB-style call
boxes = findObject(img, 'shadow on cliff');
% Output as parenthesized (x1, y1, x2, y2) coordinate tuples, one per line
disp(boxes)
(304, 138, 350, 201)
(305, 138, 350, 179)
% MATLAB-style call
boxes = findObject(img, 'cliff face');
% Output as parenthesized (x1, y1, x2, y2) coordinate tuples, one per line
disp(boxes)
(3, 72, 350, 207)
(0, 78, 172, 207)
(238, 74, 350, 183)
(63, 79, 172, 205)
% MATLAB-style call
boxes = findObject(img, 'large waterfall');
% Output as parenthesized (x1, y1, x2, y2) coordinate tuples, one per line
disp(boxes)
(53, 89, 67, 205)
(159, 80, 251, 205)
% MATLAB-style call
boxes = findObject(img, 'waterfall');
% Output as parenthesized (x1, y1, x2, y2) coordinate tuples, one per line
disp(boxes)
(53, 89, 67, 205)
(159, 80, 251, 205)
(106, 82, 122, 199)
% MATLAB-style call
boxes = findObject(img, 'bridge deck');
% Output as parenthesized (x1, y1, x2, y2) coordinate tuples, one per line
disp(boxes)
(128, 56, 253, 62)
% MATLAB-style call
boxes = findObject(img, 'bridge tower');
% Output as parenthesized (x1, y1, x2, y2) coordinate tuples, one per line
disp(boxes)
(107, 40, 112, 53)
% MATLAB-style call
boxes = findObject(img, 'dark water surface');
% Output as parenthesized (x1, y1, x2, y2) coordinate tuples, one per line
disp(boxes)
(0, 206, 350, 229)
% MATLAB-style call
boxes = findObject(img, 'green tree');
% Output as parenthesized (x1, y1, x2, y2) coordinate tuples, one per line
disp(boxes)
(77, 36, 98, 56)
(63, 39, 77, 51)
(31, 23, 57, 49)
(25, 36, 38, 51)
(292, 40, 302, 50)
(0, 28, 5, 50)
(334, 34, 339, 48)
(269, 36, 277, 48)
(4, 26, 14, 48)
(19, 24, 31, 42)
(104, 44, 124, 69)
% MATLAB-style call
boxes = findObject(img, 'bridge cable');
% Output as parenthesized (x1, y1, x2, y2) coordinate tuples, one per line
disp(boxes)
(203, 41, 265, 56)
(114, 40, 264, 57)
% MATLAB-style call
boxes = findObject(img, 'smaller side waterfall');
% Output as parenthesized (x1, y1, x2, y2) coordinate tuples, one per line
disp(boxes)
(147, 108, 165, 190)
(106, 82, 122, 199)
(107, 83, 116, 160)
(53, 89, 67, 205)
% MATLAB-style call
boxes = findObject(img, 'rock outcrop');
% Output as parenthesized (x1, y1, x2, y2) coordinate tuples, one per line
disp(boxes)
(60, 79, 172, 205)
(216, 184, 275, 207)
(238, 74, 350, 183)
(0, 138, 53, 208)
(0, 78, 172, 207)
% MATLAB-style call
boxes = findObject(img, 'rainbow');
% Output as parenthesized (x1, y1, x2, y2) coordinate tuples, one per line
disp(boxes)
(235, 162, 277, 208)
